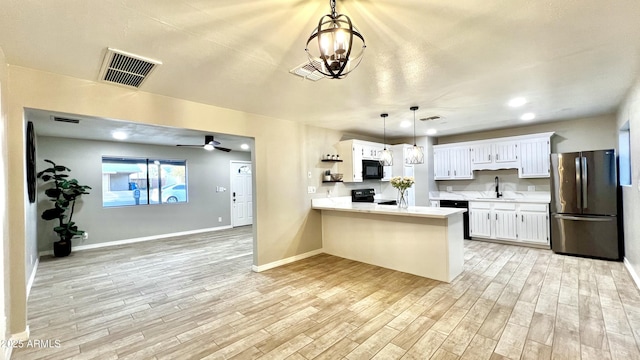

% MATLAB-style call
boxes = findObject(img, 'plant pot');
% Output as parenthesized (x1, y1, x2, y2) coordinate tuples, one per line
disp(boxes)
(53, 240, 72, 257)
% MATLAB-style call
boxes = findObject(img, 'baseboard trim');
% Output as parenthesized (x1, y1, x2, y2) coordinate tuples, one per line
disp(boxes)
(624, 257, 640, 290)
(252, 249, 323, 273)
(38, 226, 233, 257)
(26, 257, 39, 299)
(11, 326, 29, 341)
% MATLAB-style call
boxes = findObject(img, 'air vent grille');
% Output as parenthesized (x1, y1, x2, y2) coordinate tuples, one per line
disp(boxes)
(51, 116, 80, 124)
(289, 60, 324, 81)
(98, 48, 162, 89)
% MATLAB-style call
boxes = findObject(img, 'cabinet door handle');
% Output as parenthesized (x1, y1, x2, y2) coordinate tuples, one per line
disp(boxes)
(495, 214, 498, 221)
(448, 171, 450, 176)
(521, 215, 524, 222)
(489, 154, 491, 161)
(454, 170, 456, 176)
(487, 213, 489, 220)
(496, 153, 499, 160)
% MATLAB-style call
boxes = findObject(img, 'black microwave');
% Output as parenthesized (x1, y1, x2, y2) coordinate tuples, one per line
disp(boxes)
(362, 160, 383, 179)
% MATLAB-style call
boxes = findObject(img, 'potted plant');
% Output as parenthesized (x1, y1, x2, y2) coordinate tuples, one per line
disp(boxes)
(37, 159, 91, 257)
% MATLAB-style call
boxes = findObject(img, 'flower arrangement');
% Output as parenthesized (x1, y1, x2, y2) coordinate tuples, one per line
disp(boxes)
(390, 176, 415, 191)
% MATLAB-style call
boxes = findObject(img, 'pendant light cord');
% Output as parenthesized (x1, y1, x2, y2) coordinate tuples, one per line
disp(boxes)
(411, 106, 419, 146)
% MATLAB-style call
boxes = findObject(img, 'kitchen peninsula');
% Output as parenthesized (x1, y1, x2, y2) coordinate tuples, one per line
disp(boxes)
(312, 198, 466, 282)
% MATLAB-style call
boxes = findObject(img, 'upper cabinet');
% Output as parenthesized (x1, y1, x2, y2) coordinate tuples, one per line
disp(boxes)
(337, 139, 391, 183)
(434, 132, 553, 180)
(433, 145, 473, 180)
(471, 140, 519, 170)
(519, 138, 551, 178)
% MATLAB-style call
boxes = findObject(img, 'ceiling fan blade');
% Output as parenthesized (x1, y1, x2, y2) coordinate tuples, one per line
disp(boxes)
(176, 144, 204, 148)
(214, 146, 232, 152)
(204, 135, 221, 146)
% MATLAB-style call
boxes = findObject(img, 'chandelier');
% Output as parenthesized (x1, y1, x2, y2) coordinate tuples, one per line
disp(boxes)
(405, 106, 424, 164)
(380, 113, 393, 166)
(305, 0, 366, 79)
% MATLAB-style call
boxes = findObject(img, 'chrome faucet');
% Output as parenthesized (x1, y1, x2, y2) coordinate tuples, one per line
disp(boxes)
(495, 176, 502, 198)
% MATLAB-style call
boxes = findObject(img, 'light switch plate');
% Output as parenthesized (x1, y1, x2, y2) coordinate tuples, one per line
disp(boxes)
(528, 185, 535, 191)
(307, 186, 316, 194)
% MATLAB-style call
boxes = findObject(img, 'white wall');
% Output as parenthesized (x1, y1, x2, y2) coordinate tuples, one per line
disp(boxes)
(617, 78, 640, 283)
(0, 46, 8, 360)
(35, 136, 251, 252)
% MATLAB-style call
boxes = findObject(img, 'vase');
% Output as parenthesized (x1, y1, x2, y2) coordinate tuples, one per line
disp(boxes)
(397, 189, 408, 209)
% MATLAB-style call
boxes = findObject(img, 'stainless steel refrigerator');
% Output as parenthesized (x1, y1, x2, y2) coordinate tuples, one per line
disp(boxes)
(550, 149, 622, 260)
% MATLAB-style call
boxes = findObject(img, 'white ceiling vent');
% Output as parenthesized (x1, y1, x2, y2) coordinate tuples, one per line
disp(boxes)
(98, 48, 162, 89)
(289, 60, 325, 81)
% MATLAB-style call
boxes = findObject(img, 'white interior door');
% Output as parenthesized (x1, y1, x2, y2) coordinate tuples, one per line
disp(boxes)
(230, 161, 253, 227)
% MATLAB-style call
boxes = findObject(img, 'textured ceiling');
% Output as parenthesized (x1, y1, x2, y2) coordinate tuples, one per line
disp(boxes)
(2, 0, 640, 143)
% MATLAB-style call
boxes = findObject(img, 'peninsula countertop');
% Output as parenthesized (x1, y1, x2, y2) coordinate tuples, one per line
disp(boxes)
(312, 198, 466, 219)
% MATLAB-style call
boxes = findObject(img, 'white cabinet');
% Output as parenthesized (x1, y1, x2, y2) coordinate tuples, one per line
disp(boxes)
(471, 140, 519, 170)
(336, 140, 391, 183)
(517, 203, 549, 244)
(469, 201, 549, 246)
(337, 140, 363, 182)
(433, 145, 473, 180)
(469, 202, 492, 238)
(519, 138, 551, 178)
(493, 202, 518, 241)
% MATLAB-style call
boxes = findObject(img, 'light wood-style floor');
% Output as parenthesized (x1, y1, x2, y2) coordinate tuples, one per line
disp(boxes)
(13, 227, 640, 360)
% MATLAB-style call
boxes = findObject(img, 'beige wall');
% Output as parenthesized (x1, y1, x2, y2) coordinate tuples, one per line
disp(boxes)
(4, 66, 362, 334)
(0, 47, 9, 351)
(438, 114, 618, 153)
(618, 78, 640, 282)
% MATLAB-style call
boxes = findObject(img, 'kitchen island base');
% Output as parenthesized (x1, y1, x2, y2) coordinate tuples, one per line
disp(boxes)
(320, 210, 464, 283)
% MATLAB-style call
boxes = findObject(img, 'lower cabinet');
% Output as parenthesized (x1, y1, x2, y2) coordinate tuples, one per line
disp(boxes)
(469, 201, 549, 246)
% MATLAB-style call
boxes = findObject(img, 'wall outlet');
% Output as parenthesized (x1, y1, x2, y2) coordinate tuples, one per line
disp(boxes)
(528, 185, 535, 191)
(83, 232, 89, 240)
(216, 186, 226, 192)
(446, 186, 453, 192)
(218, 217, 222, 222)
(308, 186, 316, 194)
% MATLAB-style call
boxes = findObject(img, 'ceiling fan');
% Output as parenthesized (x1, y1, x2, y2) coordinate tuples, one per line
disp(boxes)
(176, 135, 231, 152)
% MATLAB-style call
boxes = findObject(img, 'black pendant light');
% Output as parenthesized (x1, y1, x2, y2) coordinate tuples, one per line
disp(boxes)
(405, 106, 424, 164)
(380, 113, 393, 166)
(305, 0, 366, 79)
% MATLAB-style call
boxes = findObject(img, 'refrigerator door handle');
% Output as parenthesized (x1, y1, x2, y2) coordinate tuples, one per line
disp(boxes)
(553, 214, 614, 222)
(575, 157, 582, 209)
(582, 156, 588, 209)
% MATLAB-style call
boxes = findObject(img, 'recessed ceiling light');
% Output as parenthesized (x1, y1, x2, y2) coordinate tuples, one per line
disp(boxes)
(508, 97, 527, 107)
(112, 131, 127, 140)
(426, 129, 437, 136)
(240, 144, 250, 150)
(400, 120, 412, 128)
(521, 112, 536, 121)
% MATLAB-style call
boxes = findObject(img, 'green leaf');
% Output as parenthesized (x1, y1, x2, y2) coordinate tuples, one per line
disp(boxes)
(54, 165, 68, 171)
(42, 208, 64, 220)
(44, 188, 62, 198)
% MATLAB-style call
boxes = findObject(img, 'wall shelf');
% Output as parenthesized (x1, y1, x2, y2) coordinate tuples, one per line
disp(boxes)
(321, 159, 343, 162)
(322, 180, 343, 183)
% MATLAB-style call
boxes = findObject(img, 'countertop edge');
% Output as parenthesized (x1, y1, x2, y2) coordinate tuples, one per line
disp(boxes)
(312, 204, 467, 219)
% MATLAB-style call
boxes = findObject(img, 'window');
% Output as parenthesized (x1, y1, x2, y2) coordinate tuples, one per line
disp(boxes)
(102, 157, 187, 207)
(619, 122, 631, 187)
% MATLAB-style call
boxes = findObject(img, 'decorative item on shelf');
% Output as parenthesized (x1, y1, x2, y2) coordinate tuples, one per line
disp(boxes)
(305, 0, 366, 79)
(405, 106, 424, 164)
(326, 153, 331, 160)
(324, 170, 332, 181)
(390, 176, 415, 209)
(380, 113, 393, 166)
(37, 159, 92, 257)
(330, 173, 343, 181)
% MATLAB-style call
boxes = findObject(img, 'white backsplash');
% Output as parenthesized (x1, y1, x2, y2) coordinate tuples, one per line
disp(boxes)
(436, 169, 551, 193)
